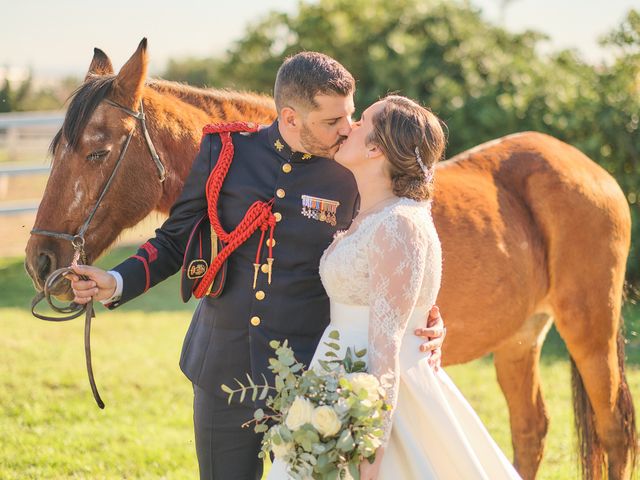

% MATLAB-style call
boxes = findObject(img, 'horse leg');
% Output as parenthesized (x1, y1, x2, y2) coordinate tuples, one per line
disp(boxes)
(552, 296, 637, 480)
(510, 136, 637, 478)
(493, 311, 553, 480)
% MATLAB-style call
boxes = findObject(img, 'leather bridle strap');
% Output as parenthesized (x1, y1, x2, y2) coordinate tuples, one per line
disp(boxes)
(103, 99, 166, 182)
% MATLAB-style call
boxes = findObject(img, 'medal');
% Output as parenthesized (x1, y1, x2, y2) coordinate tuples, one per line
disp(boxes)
(301, 195, 340, 226)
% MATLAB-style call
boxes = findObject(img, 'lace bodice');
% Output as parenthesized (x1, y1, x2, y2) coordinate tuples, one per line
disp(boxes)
(319, 197, 442, 444)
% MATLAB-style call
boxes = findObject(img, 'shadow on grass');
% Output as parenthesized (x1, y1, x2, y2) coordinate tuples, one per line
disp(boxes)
(1, 246, 196, 313)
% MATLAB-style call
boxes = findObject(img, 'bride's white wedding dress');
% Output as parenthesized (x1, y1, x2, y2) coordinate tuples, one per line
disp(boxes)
(268, 197, 521, 479)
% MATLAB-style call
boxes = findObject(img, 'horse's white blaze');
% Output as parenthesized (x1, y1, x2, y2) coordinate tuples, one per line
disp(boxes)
(69, 179, 84, 211)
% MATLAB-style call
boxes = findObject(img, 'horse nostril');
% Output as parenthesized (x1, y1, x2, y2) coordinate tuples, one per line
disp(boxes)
(36, 252, 55, 282)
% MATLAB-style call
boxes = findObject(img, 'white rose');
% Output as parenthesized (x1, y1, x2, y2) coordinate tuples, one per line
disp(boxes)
(346, 373, 381, 401)
(311, 405, 342, 437)
(285, 396, 314, 431)
(271, 440, 294, 459)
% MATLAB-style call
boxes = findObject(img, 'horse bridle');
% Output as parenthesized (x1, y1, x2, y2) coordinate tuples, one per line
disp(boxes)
(30, 98, 166, 409)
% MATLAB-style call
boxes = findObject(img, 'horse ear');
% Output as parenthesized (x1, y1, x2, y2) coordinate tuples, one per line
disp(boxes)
(112, 38, 148, 109)
(85, 48, 114, 80)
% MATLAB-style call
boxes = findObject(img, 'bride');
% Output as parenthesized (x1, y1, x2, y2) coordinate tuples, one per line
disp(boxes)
(268, 95, 521, 480)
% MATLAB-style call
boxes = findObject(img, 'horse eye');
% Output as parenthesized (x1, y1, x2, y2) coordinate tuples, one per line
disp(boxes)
(87, 150, 109, 162)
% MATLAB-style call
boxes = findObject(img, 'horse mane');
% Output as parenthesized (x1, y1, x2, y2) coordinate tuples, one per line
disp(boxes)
(50, 77, 275, 157)
(147, 79, 274, 112)
(50, 75, 117, 155)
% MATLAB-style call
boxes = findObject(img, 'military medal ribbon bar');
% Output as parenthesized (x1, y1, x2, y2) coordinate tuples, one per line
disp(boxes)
(301, 195, 340, 226)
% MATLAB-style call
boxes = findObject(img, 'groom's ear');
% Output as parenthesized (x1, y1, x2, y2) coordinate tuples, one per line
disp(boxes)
(280, 107, 300, 130)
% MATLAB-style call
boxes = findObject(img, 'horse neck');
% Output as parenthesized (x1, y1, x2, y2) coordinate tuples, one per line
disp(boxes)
(141, 82, 276, 212)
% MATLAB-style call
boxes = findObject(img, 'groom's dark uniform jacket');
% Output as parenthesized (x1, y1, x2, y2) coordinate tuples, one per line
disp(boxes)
(107, 121, 359, 398)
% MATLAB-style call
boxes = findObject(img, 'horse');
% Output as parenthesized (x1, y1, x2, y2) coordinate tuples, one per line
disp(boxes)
(24, 39, 636, 479)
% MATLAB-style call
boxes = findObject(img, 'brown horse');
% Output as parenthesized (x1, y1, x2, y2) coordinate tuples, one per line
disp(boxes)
(24, 40, 636, 479)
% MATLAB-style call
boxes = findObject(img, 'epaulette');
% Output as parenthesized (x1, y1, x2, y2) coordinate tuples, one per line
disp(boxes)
(201, 121, 260, 142)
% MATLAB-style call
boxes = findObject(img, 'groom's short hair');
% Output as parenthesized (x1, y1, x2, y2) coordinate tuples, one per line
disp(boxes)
(274, 52, 355, 114)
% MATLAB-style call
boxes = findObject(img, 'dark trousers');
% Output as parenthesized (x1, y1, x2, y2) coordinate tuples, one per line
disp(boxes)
(193, 384, 264, 479)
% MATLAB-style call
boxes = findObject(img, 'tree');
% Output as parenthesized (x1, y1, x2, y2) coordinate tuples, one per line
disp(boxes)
(0, 79, 12, 113)
(163, 2, 640, 285)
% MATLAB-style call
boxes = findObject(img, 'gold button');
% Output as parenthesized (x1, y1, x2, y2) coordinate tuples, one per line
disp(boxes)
(250, 316, 261, 326)
(255, 290, 265, 300)
(274, 212, 282, 222)
(266, 239, 276, 247)
(261, 264, 269, 273)
(276, 188, 286, 198)
(282, 163, 292, 173)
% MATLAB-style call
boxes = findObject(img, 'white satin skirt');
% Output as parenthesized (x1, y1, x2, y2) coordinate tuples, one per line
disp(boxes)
(267, 303, 522, 479)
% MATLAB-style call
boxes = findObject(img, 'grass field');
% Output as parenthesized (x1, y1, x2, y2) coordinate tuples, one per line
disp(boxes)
(2, 248, 640, 479)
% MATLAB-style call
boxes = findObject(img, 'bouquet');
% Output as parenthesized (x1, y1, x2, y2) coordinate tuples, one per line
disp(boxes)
(221, 330, 389, 480)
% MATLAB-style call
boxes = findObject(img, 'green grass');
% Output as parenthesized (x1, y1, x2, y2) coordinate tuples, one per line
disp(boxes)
(2, 248, 640, 479)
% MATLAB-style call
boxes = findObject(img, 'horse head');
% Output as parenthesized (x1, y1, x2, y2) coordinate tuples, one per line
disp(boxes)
(25, 39, 166, 297)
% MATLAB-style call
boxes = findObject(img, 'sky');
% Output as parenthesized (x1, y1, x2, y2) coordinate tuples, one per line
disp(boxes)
(0, 0, 636, 79)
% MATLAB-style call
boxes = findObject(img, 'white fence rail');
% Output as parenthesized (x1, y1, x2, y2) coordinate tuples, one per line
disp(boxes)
(0, 110, 64, 163)
(0, 111, 167, 257)
(0, 111, 61, 215)
(0, 165, 49, 214)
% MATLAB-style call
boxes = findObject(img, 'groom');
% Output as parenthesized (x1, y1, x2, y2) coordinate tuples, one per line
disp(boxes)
(69, 52, 446, 479)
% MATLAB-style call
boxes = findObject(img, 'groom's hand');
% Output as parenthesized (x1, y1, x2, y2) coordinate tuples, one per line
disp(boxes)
(414, 305, 446, 371)
(65, 265, 117, 304)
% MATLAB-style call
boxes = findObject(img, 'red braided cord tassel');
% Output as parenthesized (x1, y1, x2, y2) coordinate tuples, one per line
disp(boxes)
(194, 203, 272, 298)
(202, 122, 260, 241)
(193, 122, 269, 299)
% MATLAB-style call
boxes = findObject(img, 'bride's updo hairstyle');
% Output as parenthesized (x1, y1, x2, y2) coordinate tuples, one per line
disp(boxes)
(366, 95, 446, 201)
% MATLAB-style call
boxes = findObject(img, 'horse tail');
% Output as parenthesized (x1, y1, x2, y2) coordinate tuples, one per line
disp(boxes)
(571, 303, 637, 479)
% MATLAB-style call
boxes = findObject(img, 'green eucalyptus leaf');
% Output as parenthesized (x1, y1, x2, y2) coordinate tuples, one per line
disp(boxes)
(355, 348, 367, 358)
(348, 460, 360, 479)
(353, 361, 366, 371)
(337, 430, 355, 452)
(260, 384, 270, 400)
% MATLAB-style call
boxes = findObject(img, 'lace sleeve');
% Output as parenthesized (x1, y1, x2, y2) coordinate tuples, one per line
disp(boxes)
(367, 211, 427, 445)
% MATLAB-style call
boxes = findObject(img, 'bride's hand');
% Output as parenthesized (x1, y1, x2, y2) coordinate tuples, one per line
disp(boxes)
(360, 447, 385, 480)
(414, 305, 445, 371)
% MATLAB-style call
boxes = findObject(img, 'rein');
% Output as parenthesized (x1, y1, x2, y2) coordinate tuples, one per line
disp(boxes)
(30, 98, 166, 409)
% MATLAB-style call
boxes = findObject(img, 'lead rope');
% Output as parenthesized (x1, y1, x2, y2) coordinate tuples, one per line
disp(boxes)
(31, 237, 105, 409)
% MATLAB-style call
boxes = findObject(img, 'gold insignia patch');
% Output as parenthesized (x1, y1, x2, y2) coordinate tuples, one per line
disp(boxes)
(187, 259, 208, 279)
(274, 139, 284, 152)
(301, 153, 313, 160)
(301, 195, 340, 226)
